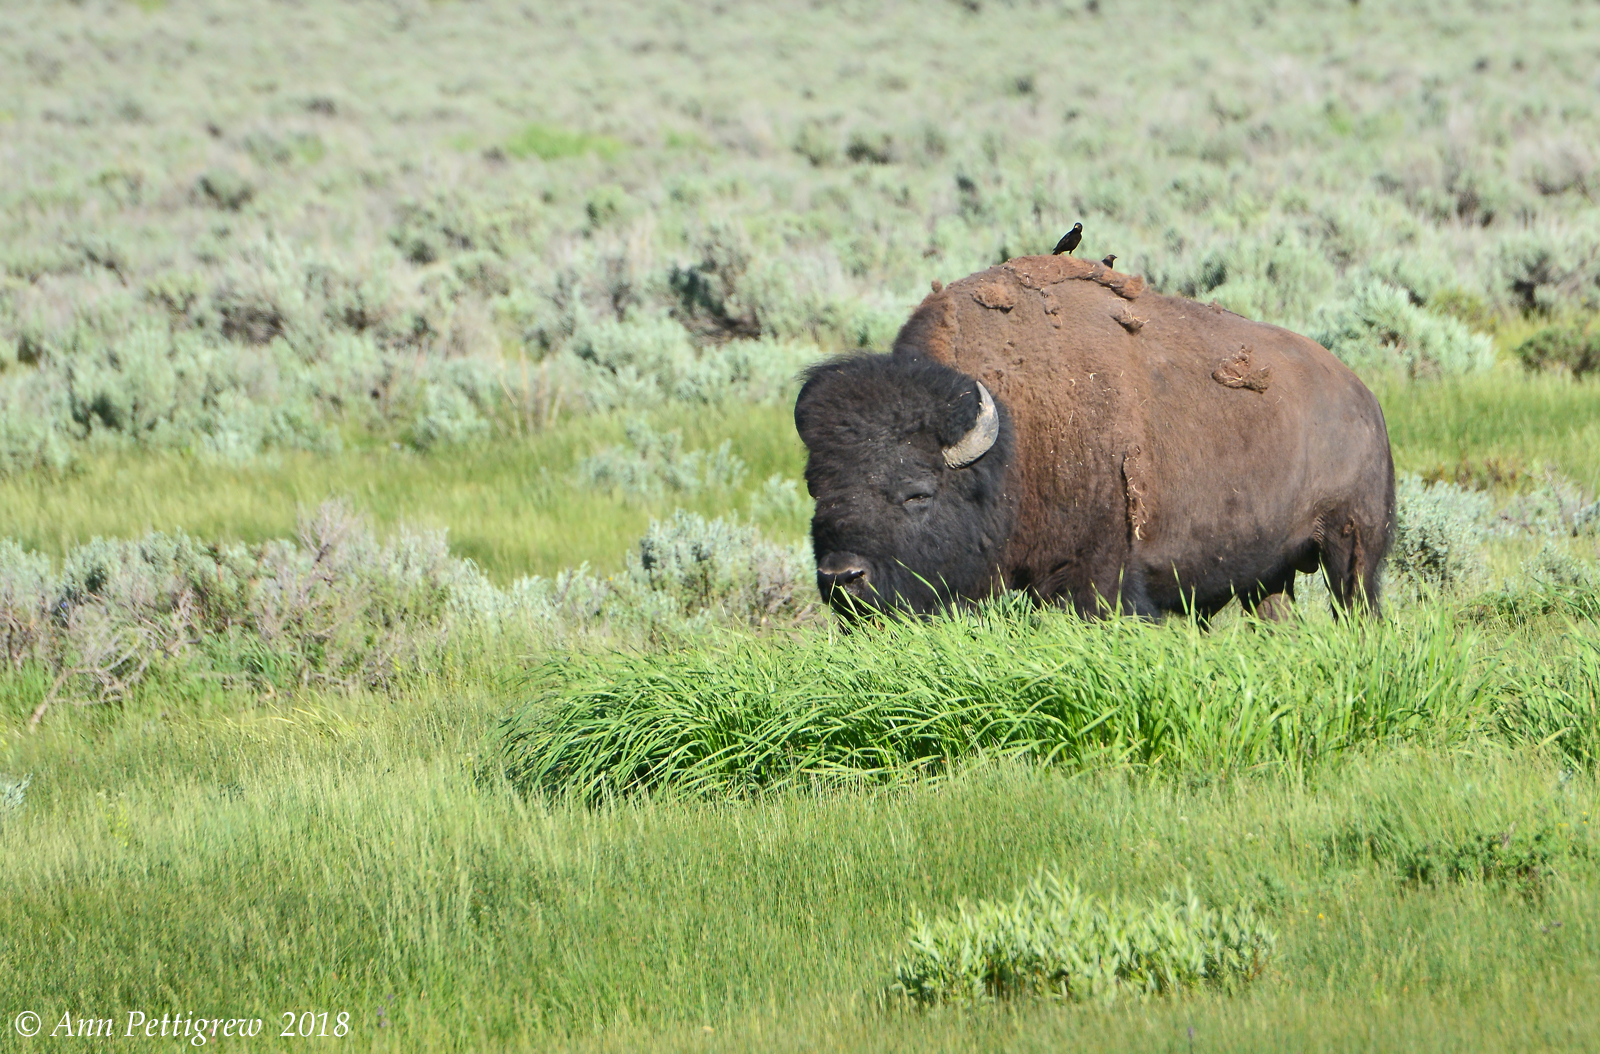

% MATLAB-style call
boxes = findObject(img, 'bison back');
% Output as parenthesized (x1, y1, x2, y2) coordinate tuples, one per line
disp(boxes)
(896, 257, 1393, 613)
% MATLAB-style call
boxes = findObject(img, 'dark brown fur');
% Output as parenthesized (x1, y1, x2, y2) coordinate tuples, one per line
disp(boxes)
(892, 256, 1395, 618)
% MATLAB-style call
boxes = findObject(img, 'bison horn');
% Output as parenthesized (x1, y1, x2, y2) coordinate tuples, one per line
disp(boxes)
(942, 382, 999, 468)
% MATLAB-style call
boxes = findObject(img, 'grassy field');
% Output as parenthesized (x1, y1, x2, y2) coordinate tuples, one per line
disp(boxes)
(0, 402, 809, 580)
(4, 0, 1600, 1050)
(3, 690, 1596, 1051)
(1380, 372, 1600, 494)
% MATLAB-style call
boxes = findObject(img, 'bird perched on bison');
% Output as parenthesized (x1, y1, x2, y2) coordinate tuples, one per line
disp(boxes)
(1051, 223, 1083, 255)
(794, 254, 1394, 622)
(1101, 254, 1117, 268)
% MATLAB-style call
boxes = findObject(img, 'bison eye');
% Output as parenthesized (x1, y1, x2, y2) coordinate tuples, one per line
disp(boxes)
(898, 484, 936, 508)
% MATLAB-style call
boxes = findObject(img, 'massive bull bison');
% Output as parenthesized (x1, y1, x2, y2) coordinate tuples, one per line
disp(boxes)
(794, 255, 1395, 620)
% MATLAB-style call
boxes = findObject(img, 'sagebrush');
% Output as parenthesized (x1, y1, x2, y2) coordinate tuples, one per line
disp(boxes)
(891, 873, 1274, 1005)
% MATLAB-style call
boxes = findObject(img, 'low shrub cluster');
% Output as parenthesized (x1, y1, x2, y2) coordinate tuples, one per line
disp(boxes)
(891, 872, 1275, 1005)
(1388, 475, 1493, 593)
(1312, 280, 1495, 378)
(1514, 323, 1600, 378)
(0, 256, 821, 477)
(0, 504, 817, 720)
(575, 419, 748, 499)
(2, 502, 483, 722)
(746, 474, 811, 522)
(1492, 472, 1600, 538)
(630, 511, 814, 627)
(562, 319, 820, 410)
(23, 0, 1600, 485)
(1387, 470, 1600, 596)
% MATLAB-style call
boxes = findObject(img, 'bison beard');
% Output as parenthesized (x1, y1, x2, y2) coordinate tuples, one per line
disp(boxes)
(796, 256, 1395, 622)
(795, 355, 1017, 617)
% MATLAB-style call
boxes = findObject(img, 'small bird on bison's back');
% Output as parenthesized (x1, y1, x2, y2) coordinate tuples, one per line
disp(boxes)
(1051, 223, 1083, 255)
(1101, 254, 1117, 268)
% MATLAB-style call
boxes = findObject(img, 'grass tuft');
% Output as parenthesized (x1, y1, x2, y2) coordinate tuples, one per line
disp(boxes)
(501, 603, 1490, 801)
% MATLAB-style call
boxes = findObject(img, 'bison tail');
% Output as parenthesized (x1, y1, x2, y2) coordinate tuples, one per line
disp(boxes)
(1325, 518, 1382, 618)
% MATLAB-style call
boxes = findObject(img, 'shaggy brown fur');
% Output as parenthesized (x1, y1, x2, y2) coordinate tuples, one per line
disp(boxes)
(891, 256, 1395, 618)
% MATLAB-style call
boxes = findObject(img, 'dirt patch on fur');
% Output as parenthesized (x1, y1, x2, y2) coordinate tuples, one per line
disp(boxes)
(1212, 345, 1273, 392)
(972, 281, 1017, 311)
(1003, 255, 1145, 300)
(1111, 302, 1147, 333)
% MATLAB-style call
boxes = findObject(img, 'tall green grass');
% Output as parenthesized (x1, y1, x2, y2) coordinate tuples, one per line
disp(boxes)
(1492, 634, 1600, 771)
(502, 605, 1493, 801)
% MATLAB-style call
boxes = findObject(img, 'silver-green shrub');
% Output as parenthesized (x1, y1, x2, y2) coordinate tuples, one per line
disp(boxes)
(1312, 281, 1495, 377)
(0, 372, 75, 477)
(891, 872, 1275, 1005)
(1177, 228, 1337, 328)
(1388, 475, 1491, 592)
(409, 380, 491, 451)
(0, 504, 817, 709)
(562, 318, 819, 411)
(566, 318, 703, 410)
(1492, 224, 1600, 314)
(575, 421, 748, 499)
(0, 540, 53, 670)
(627, 510, 814, 625)
(1522, 544, 1600, 592)
(7, 0, 1600, 480)
(1360, 253, 1458, 310)
(1492, 472, 1600, 539)
(747, 475, 810, 522)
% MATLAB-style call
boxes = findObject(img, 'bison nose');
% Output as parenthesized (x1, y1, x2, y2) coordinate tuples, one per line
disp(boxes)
(817, 553, 871, 592)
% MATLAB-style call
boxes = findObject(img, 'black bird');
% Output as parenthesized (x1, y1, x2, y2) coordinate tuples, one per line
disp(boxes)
(1101, 254, 1117, 268)
(1051, 223, 1083, 256)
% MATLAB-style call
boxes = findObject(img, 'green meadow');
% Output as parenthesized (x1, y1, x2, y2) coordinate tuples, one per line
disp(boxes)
(0, 403, 808, 580)
(3, 0, 1600, 1050)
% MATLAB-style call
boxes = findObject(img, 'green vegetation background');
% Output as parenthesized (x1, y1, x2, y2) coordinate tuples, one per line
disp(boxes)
(3, 0, 1600, 1050)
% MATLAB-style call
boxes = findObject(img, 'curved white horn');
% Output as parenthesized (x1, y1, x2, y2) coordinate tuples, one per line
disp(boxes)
(942, 382, 999, 468)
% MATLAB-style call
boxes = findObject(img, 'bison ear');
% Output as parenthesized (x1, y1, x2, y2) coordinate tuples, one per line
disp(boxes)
(794, 380, 825, 449)
(795, 355, 875, 448)
(793, 368, 833, 448)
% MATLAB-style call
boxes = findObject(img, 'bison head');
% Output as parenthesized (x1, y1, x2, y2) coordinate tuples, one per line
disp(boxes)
(794, 354, 1015, 618)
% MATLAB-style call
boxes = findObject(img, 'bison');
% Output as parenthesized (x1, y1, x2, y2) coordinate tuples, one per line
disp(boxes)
(794, 255, 1395, 621)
